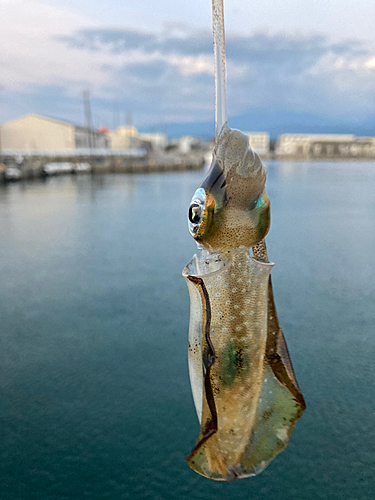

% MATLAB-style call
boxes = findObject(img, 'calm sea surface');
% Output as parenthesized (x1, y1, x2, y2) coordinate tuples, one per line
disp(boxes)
(0, 161, 374, 499)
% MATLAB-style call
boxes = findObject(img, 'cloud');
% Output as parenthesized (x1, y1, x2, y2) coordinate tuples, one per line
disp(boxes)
(57, 27, 375, 124)
(1, 5, 375, 128)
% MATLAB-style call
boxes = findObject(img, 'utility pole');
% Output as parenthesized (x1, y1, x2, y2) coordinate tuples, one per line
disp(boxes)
(83, 90, 93, 149)
(113, 100, 120, 131)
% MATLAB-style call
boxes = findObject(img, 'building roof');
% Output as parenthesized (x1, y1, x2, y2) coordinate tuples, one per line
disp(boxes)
(278, 133, 355, 140)
(2, 113, 101, 133)
(2, 113, 74, 127)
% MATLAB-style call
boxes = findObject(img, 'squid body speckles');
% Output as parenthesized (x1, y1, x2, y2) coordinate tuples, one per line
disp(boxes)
(182, 126, 305, 481)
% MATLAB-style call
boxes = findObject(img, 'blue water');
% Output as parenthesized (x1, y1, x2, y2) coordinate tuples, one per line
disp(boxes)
(0, 162, 374, 499)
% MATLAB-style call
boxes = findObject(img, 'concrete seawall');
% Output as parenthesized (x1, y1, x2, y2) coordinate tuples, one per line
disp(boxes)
(0, 151, 206, 181)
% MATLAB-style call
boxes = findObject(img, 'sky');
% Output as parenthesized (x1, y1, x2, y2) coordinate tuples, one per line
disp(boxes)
(1, 0, 375, 136)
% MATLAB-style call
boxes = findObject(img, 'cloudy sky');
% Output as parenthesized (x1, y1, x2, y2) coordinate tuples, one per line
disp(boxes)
(1, 0, 375, 135)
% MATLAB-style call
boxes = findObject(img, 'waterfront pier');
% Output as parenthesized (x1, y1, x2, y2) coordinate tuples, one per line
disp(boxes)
(0, 149, 205, 182)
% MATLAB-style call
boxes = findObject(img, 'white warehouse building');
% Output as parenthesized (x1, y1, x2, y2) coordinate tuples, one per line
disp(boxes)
(0, 114, 108, 151)
(275, 133, 355, 158)
(245, 132, 270, 157)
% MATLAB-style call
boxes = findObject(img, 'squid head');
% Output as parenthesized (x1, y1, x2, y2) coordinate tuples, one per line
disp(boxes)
(188, 125, 270, 252)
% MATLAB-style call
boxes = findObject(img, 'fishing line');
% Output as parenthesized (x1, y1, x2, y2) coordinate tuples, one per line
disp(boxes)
(212, 0, 228, 140)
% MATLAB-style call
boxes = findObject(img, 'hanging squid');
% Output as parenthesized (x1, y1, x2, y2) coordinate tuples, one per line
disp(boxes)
(182, 0, 305, 482)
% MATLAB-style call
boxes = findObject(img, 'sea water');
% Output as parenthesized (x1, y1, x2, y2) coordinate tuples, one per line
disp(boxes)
(0, 162, 374, 499)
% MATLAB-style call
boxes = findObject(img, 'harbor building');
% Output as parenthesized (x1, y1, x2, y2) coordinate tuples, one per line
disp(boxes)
(0, 114, 108, 151)
(177, 136, 204, 154)
(245, 132, 270, 157)
(139, 133, 167, 151)
(275, 133, 375, 159)
(106, 129, 167, 151)
(107, 126, 140, 149)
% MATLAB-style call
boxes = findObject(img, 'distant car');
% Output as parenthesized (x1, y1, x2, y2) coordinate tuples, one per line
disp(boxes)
(4, 167, 22, 181)
(42, 163, 74, 175)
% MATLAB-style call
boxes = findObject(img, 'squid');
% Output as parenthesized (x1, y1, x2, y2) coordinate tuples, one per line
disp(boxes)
(182, 0, 305, 482)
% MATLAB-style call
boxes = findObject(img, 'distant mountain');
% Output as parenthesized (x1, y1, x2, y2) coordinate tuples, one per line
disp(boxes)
(140, 109, 375, 140)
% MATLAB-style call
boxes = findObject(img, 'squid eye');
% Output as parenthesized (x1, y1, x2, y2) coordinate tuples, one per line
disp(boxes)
(187, 187, 206, 237)
(189, 203, 202, 224)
